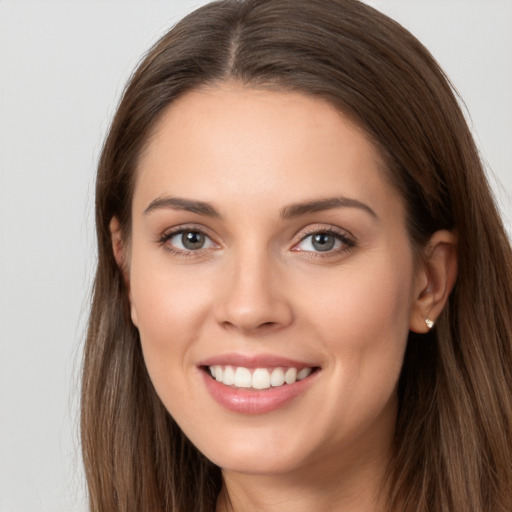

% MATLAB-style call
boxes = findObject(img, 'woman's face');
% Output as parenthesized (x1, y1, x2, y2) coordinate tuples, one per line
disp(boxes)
(124, 85, 426, 477)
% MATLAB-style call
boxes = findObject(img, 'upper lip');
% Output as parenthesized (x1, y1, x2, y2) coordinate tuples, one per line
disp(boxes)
(198, 353, 319, 370)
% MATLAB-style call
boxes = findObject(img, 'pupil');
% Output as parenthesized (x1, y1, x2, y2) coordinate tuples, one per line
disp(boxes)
(183, 231, 204, 250)
(312, 233, 335, 251)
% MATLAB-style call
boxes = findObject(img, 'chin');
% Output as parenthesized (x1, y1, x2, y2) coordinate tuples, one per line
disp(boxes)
(206, 443, 308, 476)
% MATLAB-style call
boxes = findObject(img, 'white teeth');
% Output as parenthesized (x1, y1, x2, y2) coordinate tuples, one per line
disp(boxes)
(223, 365, 235, 386)
(270, 367, 285, 387)
(208, 365, 314, 389)
(252, 368, 271, 389)
(285, 367, 297, 384)
(234, 367, 252, 388)
(297, 367, 312, 380)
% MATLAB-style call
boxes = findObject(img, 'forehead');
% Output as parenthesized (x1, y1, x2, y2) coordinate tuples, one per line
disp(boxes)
(134, 84, 403, 221)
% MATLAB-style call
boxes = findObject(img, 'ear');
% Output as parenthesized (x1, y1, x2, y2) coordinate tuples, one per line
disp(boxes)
(409, 230, 458, 333)
(110, 217, 138, 326)
(110, 217, 127, 272)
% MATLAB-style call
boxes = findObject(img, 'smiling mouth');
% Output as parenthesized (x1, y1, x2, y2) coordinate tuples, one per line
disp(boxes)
(204, 365, 319, 390)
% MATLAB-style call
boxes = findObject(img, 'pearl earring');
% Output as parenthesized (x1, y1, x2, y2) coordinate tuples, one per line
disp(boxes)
(425, 317, 434, 329)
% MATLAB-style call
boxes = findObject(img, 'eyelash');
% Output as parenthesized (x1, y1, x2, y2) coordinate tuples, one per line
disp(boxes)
(157, 225, 216, 257)
(157, 225, 357, 257)
(292, 226, 356, 257)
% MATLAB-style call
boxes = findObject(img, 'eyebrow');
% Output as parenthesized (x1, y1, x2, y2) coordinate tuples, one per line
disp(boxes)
(280, 196, 377, 219)
(143, 195, 377, 219)
(144, 196, 221, 218)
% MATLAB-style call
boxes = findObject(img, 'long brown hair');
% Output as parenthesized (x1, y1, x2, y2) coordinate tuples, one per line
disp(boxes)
(81, 1, 512, 510)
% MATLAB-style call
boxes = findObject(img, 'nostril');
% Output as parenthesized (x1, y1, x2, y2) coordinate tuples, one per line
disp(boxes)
(221, 320, 277, 331)
(216, 291, 294, 332)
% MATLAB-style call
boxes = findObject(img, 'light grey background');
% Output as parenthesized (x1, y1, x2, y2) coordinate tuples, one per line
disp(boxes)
(0, 1, 510, 511)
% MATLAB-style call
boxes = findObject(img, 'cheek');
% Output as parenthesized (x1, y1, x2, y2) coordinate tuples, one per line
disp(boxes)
(308, 252, 413, 340)
(343, 272, 411, 346)
(129, 270, 213, 425)
(128, 254, 216, 374)
(305, 251, 414, 399)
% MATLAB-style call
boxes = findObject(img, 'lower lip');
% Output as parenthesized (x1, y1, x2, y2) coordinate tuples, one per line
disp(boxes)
(200, 369, 318, 414)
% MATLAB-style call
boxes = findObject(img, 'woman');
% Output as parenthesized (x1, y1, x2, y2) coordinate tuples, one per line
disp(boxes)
(81, 1, 512, 511)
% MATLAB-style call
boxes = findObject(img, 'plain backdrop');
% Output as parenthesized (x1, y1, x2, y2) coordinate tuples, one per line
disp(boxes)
(0, 1, 510, 511)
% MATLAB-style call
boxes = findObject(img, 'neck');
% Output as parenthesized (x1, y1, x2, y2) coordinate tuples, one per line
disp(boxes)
(216, 443, 391, 512)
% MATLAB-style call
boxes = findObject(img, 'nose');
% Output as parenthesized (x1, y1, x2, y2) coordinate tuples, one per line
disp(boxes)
(215, 248, 294, 334)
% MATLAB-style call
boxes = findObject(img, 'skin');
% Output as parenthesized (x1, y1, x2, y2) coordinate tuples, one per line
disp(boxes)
(111, 84, 457, 512)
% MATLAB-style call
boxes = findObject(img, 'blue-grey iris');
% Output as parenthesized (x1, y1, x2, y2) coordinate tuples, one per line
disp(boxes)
(312, 233, 335, 251)
(182, 231, 205, 250)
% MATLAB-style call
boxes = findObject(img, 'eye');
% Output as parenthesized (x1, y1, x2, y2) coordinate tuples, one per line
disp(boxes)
(294, 230, 354, 253)
(164, 229, 216, 252)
